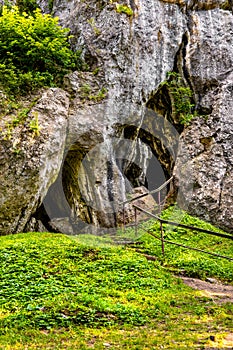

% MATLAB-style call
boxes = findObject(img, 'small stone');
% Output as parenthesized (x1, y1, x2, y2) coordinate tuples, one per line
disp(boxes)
(103, 343, 111, 347)
(206, 278, 218, 284)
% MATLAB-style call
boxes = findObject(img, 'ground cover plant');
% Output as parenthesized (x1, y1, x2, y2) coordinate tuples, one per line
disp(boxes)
(133, 206, 233, 282)
(0, 209, 232, 349)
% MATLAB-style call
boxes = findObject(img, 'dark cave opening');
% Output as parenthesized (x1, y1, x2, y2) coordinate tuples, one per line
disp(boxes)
(119, 155, 169, 205)
(121, 124, 173, 179)
(32, 119, 176, 232)
(115, 123, 174, 205)
(146, 155, 168, 202)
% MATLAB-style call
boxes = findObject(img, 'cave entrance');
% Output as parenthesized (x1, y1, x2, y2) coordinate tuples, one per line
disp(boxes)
(119, 123, 174, 204)
(35, 118, 176, 232)
(146, 155, 168, 202)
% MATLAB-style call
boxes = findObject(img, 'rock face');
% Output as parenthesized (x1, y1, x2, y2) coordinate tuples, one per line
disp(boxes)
(174, 8, 233, 233)
(0, 0, 232, 233)
(175, 76, 233, 233)
(37, 0, 187, 231)
(0, 89, 69, 234)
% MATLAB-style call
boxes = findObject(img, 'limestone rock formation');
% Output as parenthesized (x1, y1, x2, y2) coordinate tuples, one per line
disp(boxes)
(0, 0, 233, 233)
(0, 88, 69, 234)
(174, 8, 233, 233)
(175, 76, 233, 233)
(39, 0, 187, 231)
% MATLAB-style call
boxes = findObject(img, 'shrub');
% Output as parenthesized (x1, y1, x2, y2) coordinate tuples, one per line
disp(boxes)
(0, 6, 80, 95)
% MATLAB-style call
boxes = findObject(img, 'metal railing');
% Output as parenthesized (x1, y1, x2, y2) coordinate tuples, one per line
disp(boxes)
(121, 178, 233, 261)
(133, 205, 233, 261)
(121, 176, 173, 229)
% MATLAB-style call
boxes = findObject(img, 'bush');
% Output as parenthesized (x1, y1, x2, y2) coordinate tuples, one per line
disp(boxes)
(0, 6, 80, 95)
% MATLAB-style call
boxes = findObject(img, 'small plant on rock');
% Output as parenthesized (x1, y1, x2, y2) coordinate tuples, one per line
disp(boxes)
(29, 112, 40, 137)
(115, 3, 133, 16)
(160, 72, 197, 126)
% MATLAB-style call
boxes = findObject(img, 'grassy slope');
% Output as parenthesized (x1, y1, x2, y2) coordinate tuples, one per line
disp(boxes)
(0, 209, 232, 349)
(135, 206, 233, 281)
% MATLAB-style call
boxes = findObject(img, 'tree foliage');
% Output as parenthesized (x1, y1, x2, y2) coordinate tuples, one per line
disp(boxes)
(0, 6, 80, 95)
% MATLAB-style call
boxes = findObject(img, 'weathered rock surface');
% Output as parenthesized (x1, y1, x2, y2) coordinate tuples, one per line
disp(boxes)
(0, 0, 233, 233)
(45, 0, 233, 232)
(0, 88, 69, 234)
(174, 8, 233, 233)
(40, 0, 187, 230)
(175, 76, 233, 232)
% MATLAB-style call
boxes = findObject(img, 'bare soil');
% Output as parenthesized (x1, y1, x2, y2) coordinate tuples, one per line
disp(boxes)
(180, 276, 233, 348)
(179, 276, 233, 304)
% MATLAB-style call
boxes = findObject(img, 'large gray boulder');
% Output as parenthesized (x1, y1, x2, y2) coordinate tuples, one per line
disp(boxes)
(0, 88, 69, 234)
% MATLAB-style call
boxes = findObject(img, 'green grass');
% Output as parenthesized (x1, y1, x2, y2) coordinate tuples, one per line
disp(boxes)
(133, 206, 233, 281)
(0, 209, 233, 349)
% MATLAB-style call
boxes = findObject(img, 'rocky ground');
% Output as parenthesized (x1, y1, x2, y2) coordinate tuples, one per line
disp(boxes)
(180, 276, 233, 304)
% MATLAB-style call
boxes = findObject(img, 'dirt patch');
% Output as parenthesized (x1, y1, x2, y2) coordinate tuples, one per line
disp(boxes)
(179, 276, 233, 304)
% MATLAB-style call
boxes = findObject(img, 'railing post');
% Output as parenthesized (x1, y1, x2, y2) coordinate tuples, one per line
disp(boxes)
(160, 221, 165, 256)
(158, 190, 161, 214)
(134, 206, 138, 236)
(123, 203, 125, 234)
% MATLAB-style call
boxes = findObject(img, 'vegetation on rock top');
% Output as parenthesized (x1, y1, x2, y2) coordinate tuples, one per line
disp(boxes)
(115, 3, 133, 16)
(0, 5, 82, 96)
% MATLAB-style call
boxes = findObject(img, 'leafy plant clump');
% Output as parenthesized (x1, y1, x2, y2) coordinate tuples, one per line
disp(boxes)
(162, 71, 197, 126)
(0, 6, 82, 96)
(115, 3, 133, 16)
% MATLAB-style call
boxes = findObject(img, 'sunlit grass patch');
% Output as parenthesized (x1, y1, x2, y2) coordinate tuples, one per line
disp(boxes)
(0, 211, 232, 349)
(133, 206, 233, 282)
